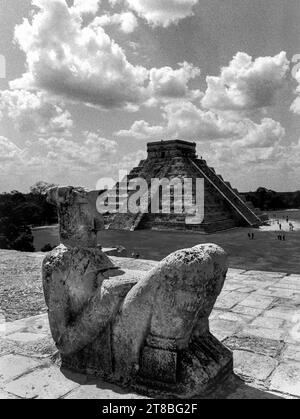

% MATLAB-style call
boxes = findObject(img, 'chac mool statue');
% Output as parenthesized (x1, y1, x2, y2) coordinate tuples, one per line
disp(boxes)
(43, 186, 233, 398)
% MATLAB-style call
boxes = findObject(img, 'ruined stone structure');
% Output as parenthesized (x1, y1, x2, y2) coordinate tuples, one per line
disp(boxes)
(43, 186, 233, 398)
(104, 140, 265, 233)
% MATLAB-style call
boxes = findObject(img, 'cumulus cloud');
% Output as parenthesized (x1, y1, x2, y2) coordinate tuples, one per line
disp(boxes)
(117, 101, 286, 168)
(117, 101, 245, 141)
(0, 136, 22, 162)
(0, 131, 118, 191)
(147, 62, 201, 105)
(233, 117, 285, 149)
(0, 90, 73, 135)
(32, 132, 117, 168)
(93, 12, 138, 34)
(12, 0, 148, 110)
(11, 1, 199, 111)
(291, 68, 300, 114)
(201, 52, 289, 112)
(72, 0, 101, 15)
(124, 0, 198, 27)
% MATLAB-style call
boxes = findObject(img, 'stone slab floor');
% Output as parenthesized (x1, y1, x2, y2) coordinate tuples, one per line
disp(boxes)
(0, 257, 300, 399)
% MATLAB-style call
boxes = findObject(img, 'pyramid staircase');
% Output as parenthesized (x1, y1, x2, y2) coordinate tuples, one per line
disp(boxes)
(190, 159, 262, 227)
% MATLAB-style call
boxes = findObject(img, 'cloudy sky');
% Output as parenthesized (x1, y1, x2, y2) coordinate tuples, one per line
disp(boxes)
(0, 0, 300, 193)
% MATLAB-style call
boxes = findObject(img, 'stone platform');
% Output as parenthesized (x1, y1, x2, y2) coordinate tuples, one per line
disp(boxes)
(0, 257, 299, 399)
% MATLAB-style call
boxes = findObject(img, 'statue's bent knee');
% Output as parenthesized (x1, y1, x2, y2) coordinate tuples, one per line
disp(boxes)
(43, 186, 233, 397)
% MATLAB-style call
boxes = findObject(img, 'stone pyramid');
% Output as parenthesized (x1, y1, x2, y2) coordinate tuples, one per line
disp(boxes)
(102, 140, 265, 233)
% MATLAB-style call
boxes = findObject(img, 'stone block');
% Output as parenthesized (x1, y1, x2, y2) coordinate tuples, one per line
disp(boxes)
(224, 335, 284, 358)
(270, 362, 300, 397)
(0, 389, 20, 399)
(233, 351, 277, 382)
(231, 305, 264, 318)
(7, 332, 48, 343)
(4, 366, 82, 399)
(282, 345, 300, 362)
(215, 291, 248, 310)
(241, 326, 284, 341)
(250, 317, 285, 330)
(238, 295, 275, 310)
(0, 354, 44, 383)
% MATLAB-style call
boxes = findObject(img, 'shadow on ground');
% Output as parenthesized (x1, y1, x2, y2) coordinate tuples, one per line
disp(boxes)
(61, 369, 283, 400)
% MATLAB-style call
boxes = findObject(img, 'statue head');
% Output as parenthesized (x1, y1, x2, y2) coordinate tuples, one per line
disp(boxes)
(47, 186, 104, 248)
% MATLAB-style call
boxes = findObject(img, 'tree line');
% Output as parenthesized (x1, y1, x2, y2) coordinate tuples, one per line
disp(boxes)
(0, 183, 299, 253)
(0, 182, 58, 252)
(242, 187, 300, 211)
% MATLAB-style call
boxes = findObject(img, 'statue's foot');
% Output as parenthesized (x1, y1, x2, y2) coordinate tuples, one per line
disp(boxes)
(135, 333, 233, 398)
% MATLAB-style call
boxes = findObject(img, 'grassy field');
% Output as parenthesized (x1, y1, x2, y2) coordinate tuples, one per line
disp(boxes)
(32, 209, 300, 274)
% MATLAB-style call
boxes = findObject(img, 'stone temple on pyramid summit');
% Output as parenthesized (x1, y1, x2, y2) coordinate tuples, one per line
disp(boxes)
(100, 140, 266, 233)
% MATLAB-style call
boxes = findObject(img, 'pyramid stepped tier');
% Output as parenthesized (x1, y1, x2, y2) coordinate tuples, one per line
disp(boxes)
(101, 140, 265, 232)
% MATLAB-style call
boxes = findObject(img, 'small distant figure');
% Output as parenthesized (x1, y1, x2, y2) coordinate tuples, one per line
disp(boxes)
(248, 232, 251, 240)
(283, 234, 286, 241)
(251, 233, 255, 240)
(131, 252, 140, 259)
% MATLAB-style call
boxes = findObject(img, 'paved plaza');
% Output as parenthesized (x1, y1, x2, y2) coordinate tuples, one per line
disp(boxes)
(0, 257, 300, 399)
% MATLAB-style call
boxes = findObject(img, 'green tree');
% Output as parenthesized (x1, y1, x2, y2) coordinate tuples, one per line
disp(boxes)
(30, 181, 57, 195)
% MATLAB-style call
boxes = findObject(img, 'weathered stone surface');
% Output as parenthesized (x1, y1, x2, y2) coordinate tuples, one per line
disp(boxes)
(239, 295, 275, 310)
(0, 389, 20, 399)
(264, 305, 297, 321)
(64, 381, 146, 399)
(224, 335, 285, 358)
(47, 186, 103, 248)
(231, 305, 264, 318)
(241, 271, 286, 279)
(43, 241, 233, 398)
(250, 317, 285, 330)
(0, 335, 56, 359)
(110, 244, 232, 397)
(110, 256, 158, 272)
(0, 339, 19, 356)
(4, 366, 82, 399)
(214, 291, 247, 310)
(3, 314, 50, 337)
(0, 354, 45, 383)
(215, 312, 252, 324)
(210, 319, 241, 341)
(241, 326, 284, 341)
(233, 351, 278, 382)
(282, 345, 300, 362)
(42, 244, 129, 356)
(7, 332, 48, 343)
(270, 363, 300, 397)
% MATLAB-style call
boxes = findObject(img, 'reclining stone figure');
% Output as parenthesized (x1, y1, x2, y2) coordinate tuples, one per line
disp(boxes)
(43, 186, 233, 397)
